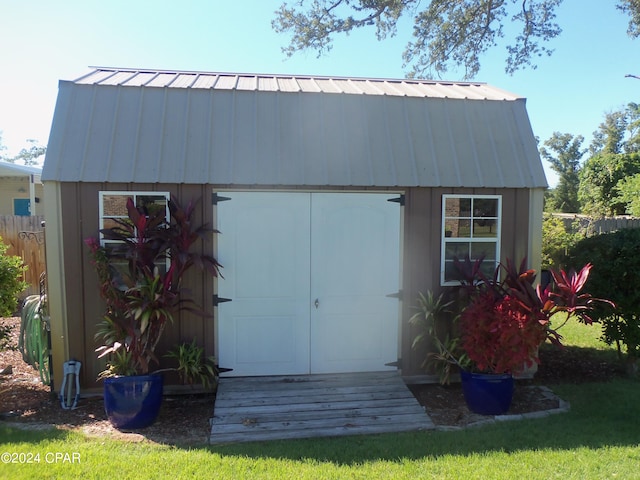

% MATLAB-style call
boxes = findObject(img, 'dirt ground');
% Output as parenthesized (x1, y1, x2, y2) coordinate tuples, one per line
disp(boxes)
(0, 316, 624, 445)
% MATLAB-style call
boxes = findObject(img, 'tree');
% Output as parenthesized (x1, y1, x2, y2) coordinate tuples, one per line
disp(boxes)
(11, 139, 46, 166)
(578, 152, 640, 216)
(590, 103, 640, 155)
(590, 110, 628, 155)
(541, 214, 581, 269)
(273, 0, 640, 79)
(618, 173, 640, 216)
(539, 132, 584, 213)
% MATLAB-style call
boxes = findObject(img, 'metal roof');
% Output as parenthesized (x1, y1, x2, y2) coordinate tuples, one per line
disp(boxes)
(42, 67, 547, 188)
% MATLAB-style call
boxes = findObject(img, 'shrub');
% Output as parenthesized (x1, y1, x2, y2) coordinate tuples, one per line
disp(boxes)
(541, 214, 582, 270)
(567, 228, 640, 371)
(0, 236, 28, 317)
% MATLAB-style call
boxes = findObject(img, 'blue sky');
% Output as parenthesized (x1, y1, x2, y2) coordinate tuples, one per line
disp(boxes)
(1, 0, 638, 185)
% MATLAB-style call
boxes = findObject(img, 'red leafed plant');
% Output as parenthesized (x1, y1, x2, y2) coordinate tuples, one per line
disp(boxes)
(458, 258, 614, 376)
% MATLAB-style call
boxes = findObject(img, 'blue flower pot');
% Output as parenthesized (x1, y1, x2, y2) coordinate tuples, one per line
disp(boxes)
(103, 374, 163, 429)
(460, 370, 514, 415)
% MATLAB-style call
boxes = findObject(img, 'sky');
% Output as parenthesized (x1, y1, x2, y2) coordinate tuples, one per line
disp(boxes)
(1, 0, 638, 186)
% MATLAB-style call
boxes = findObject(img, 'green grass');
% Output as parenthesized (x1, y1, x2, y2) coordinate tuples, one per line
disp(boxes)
(551, 315, 609, 349)
(545, 314, 621, 366)
(1, 321, 637, 480)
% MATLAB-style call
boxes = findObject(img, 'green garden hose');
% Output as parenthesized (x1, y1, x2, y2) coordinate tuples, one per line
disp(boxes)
(19, 295, 50, 386)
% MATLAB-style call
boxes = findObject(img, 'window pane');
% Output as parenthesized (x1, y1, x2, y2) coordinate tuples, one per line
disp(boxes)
(445, 219, 471, 238)
(137, 195, 168, 216)
(470, 242, 496, 262)
(472, 218, 498, 237)
(102, 195, 130, 217)
(479, 261, 497, 278)
(102, 218, 122, 230)
(444, 241, 470, 261)
(445, 197, 471, 217)
(473, 198, 498, 218)
(444, 261, 465, 283)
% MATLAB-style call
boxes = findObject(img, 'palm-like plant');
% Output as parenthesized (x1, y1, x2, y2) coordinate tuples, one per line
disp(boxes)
(87, 196, 222, 378)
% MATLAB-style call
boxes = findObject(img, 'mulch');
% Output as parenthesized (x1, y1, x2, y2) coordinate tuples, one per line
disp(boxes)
(0, 316, 625, 445)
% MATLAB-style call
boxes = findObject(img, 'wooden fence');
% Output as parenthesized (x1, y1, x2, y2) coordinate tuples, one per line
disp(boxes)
(551, 213, 640, 236)
(0, 215, 46, 298)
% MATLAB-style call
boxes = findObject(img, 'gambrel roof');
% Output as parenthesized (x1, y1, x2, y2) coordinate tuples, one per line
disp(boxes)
(42, 67, 547, 188)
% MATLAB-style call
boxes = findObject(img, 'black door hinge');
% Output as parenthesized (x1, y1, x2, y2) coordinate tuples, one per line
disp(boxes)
(387, 195, 405, 206)
(212, 193, 231, 205)
(385, 359, 402, 368)
(213, 295, 232, 307)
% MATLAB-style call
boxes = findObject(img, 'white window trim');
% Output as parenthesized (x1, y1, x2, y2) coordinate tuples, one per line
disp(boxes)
(440, 194, 502, 286)
(98, 191, 171, 272)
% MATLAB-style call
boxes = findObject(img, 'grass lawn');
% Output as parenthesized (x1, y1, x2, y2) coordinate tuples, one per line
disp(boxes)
(1, 321, 637, 480)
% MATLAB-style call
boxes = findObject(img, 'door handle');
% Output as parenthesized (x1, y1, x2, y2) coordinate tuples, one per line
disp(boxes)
(314, 298, 319, 309)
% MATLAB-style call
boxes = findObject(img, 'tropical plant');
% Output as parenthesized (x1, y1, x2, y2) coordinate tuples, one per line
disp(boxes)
(409, 291, 469, 384)
(0, 236, 28, 317)
(412, 257, 614, 383)
(86, 195, 222, 379)
(165, 339, 218, 389)
(458, 258, 612, 375)
(460, 259, 613, 375)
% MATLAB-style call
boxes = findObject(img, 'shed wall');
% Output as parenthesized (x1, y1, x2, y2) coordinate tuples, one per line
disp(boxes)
(52, 183, 534, 388)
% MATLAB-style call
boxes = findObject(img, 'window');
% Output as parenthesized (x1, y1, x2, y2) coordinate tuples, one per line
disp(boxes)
(98, 191, 171, 274)
(441, 195, 501, 285)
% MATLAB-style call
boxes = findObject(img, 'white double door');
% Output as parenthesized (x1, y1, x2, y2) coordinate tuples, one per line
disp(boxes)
(216, 192, 401, 376)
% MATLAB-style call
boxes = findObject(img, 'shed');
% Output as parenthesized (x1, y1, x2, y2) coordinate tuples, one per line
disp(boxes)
(42, 67, 547, 390)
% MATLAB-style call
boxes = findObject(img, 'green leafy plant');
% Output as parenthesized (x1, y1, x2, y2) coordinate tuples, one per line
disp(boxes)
(0, 236, 28, 317)
(165, 339, 218, 389)
(567, 228, 640, 374)
(409, 291, 469, 384)
(541, 214, 583, 270)
(86, 196, 222, 378)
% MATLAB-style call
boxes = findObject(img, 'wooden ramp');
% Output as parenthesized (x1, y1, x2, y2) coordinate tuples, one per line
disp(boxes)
(210, 371, 434, 444)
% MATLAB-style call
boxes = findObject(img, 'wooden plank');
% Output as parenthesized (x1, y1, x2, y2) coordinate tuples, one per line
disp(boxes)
(212, 412, 430, 434)
(211, 420, 431, 444)
(215, 380, 406, 398)
(213, 403, 425, 425)
(215, 387, 416, 407)
(219, 371, 399, 387)
(214, 397, 421, 417)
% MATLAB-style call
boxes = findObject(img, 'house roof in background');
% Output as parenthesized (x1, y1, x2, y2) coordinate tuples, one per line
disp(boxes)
(0, 160, 42, 177)
(42, 67, 547, 188)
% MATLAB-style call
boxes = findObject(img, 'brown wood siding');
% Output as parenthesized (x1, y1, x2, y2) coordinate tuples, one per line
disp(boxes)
(58, 183, 216, 389)
(400, 187, 531, 375)
(57, 183, 532, 386)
